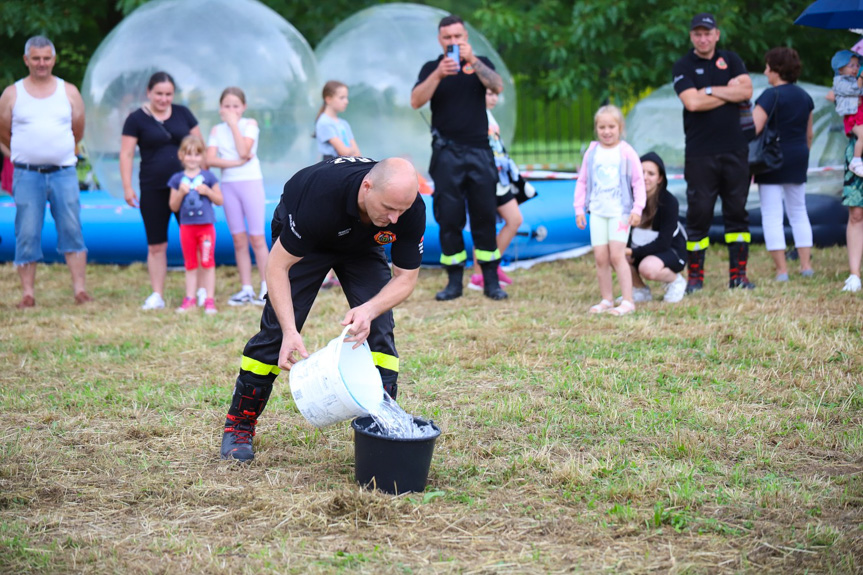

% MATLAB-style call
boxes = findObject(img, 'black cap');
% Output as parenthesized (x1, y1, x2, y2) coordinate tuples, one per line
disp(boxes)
(690, 13, 717, 30)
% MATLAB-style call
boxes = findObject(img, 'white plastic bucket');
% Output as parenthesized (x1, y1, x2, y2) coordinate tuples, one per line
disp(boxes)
(289, 325, 385, 428)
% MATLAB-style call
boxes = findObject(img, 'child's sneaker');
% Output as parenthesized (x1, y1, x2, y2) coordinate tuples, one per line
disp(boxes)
(204, 298, 218, 315)
(142, 292, 165, 310)
(176, 297, 196, 313)
(196, 287, 207, 307)
(842, 274, 861, 292)
(851, 158, 863, 177)
(467, 274, 484, 291)
(228, 288, 256, 306)
(497, 268, 513, 286)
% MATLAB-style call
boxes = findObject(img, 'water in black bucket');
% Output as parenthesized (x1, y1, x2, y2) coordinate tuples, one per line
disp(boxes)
(351, 415, 441, 495)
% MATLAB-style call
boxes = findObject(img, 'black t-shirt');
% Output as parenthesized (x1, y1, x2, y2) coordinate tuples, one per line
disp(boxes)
(122, 105, 199, 191)
(672, 49, 748, 157)
(754, 84, 814, 185)
(274, 158, 426, 270)
(630, 188, 686, 261)
(415, 55, 494, 148)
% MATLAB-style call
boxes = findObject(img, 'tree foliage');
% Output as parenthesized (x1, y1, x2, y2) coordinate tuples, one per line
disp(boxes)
(0, 0, 853, 104)
(473, 0, 846, 102)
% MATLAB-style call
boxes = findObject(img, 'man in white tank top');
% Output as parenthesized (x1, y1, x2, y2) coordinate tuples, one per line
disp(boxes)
(0, 36, 89, 308)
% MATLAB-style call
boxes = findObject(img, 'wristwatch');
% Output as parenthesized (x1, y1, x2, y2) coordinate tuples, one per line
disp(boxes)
(705, 86, 713, 96)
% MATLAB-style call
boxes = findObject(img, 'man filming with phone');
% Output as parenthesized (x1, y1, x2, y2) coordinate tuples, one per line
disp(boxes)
(411, 14, 508, 302)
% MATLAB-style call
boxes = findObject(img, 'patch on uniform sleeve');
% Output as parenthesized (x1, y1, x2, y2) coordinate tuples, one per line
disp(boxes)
(716, 57, 728, 70)
(374, 231, 396, 245)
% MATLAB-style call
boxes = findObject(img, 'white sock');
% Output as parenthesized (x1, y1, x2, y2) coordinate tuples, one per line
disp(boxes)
(260, 281, 267, 295)
(242, 284, 254, 293)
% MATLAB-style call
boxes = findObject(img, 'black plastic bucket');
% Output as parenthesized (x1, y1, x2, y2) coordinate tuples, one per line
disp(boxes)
(351, 416, 441, 494)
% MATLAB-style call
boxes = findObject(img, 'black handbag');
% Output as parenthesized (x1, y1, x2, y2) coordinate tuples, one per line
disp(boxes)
(748, 91, 782, 175)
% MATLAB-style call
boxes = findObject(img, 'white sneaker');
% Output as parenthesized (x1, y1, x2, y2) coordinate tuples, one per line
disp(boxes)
(141, 292, 165, 310)
(663, 274, 687, 303)
(842, 274, 861, 292)
(633, 286, 652, 303)
(851, 158, 863, 178)
(196, 288, 207, 307)
(615, 287, 651, 305)
(228, 288, 256, 306)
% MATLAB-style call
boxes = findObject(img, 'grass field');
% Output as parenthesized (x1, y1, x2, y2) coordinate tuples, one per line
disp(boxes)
(1, 246, 861, 574)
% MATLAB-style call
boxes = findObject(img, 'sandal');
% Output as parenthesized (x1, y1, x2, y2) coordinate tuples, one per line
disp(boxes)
(608, 300, 635, 316)
(589, 299, 614, 314)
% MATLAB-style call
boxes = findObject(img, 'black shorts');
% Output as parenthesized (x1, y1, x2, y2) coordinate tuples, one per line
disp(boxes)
(140, 187, 179, 245)
(496, 184, 516, 207)
(634, 248, 686, 273)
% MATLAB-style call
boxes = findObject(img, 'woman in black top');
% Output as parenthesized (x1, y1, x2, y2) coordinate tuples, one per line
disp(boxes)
(626, 152, 688, 303)
(752, 47, 815, 281)
(120, 72, 204, 310)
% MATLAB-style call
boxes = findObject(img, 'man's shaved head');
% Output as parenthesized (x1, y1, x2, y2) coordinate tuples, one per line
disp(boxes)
(368, 158, 418, 199)
(360, 158, 419, 227)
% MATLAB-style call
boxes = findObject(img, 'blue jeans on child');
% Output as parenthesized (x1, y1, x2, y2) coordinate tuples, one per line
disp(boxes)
(13, 166, 87, 265)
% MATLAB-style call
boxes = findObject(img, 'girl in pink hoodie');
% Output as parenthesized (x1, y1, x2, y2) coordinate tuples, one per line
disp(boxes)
(574, 105, 646, 316)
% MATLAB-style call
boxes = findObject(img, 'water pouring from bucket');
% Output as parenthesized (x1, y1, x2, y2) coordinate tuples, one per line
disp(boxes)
(289, 325, 442, 494)
(289, 324, 438, 438)
(289, 324, 386, 428)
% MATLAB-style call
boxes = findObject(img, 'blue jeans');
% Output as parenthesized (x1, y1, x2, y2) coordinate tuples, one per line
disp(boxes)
(13, 166, 86, 265)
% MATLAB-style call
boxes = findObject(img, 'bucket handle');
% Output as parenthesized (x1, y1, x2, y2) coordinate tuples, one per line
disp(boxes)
(332, 324, 354, 364)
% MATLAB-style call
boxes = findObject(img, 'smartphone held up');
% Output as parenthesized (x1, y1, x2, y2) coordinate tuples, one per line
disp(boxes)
(447, 44, 460, 71)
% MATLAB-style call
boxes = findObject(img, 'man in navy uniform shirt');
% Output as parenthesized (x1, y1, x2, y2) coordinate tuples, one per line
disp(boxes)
(220, 157, 426, 462)
(672, 12, 755, 292)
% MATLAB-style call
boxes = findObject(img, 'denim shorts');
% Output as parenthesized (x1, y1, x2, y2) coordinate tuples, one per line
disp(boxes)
(13, 166, 86, 265)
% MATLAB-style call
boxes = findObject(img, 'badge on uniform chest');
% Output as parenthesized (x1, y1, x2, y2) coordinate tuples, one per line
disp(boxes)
(374, 231, 396, 245)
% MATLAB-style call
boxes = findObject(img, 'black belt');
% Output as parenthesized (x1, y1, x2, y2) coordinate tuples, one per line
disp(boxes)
(13, 163, 72, 173)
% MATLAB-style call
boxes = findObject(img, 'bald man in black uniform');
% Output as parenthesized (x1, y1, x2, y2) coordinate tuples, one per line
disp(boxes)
(220, 157, 426, 462)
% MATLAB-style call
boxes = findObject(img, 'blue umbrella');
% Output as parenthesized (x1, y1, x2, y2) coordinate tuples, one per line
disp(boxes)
(795, 0, 863, 29)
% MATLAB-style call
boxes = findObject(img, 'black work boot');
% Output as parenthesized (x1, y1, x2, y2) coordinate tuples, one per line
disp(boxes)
(382, 378, 398, 401)
(435, 265, 464, 301)
(728, 242, 756, 289)
(220, 377, 273, 462)
(481, 262, 508, 300)
(685, 249, 706, 294)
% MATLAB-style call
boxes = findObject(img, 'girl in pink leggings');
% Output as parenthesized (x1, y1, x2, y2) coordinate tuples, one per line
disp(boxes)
(207, 86, 269, 306)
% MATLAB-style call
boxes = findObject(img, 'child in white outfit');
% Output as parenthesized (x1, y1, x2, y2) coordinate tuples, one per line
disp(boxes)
(574, 105, 647, 316)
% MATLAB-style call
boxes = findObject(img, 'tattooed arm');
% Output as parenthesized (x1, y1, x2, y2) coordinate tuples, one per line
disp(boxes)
(460, 42, 503, 94)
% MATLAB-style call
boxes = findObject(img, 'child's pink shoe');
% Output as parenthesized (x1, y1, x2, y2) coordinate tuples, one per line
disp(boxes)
(204, 298, 218, 315)
(497, 268, 513, 285)
(176, 297, 196, 313)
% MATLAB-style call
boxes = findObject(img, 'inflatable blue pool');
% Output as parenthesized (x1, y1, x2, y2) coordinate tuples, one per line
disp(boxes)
(0, 179, 591, 267)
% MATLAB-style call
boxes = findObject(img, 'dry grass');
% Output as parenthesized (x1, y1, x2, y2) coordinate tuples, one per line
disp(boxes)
(1, 246, 861, 574)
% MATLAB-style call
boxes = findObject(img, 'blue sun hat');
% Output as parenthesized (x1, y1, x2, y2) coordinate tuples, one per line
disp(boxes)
(832, 49, 857, 74)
